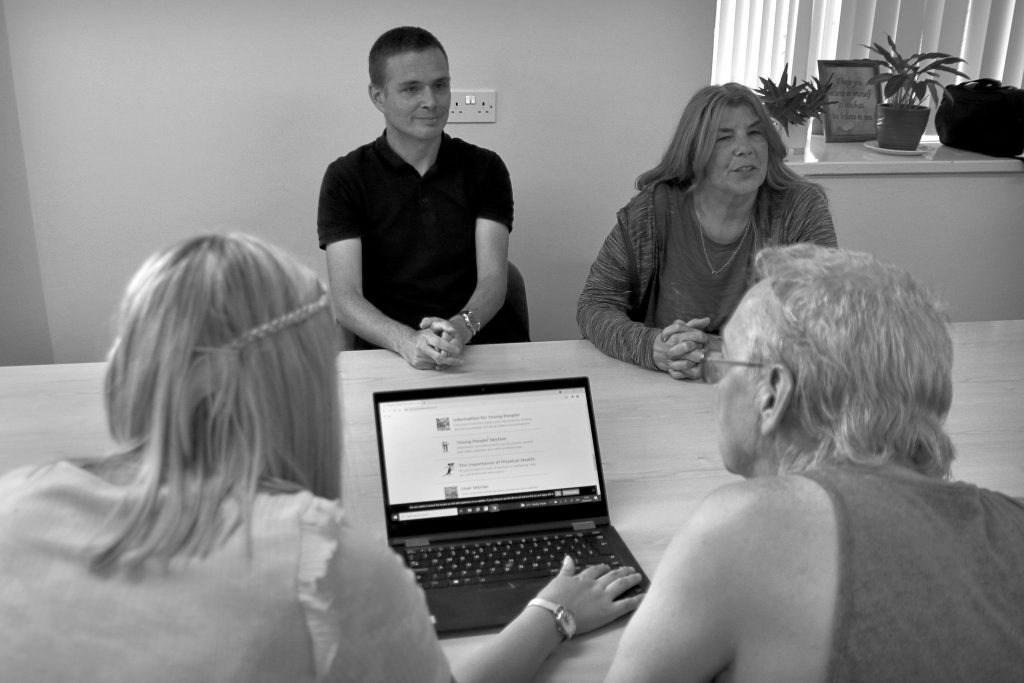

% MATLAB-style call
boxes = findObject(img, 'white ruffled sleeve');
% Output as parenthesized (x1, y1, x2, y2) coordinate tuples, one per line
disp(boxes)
(297, 498, 346, 678)
(297, 498, 451, 683)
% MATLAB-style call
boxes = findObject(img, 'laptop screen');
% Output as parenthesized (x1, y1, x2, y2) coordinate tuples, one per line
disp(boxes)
(373, 377, 611, 542)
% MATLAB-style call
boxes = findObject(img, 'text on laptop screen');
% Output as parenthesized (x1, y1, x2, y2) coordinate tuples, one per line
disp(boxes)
(378, 386, 601, 523)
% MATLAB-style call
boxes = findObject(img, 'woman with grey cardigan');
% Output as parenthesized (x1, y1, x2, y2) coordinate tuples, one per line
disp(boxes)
(577, 83, 836, 380)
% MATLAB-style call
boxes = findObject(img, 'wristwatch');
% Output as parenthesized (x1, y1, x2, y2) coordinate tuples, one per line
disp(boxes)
(527, 598, 576, 641)
(459, 309, 481, 338)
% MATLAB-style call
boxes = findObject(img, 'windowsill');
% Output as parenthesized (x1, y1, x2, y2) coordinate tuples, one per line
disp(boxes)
(788, 135, 1024, 176)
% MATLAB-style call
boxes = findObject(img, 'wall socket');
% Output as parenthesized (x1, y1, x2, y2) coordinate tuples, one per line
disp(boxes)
(449, 89, 496, 123)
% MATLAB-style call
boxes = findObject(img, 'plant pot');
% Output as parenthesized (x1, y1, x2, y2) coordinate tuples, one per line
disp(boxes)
(772, 118, 809, 158)
(876, 104, 929, 150)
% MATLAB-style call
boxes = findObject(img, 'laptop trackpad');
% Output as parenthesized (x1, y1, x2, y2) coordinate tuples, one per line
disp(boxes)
(429, 580, 547, 634)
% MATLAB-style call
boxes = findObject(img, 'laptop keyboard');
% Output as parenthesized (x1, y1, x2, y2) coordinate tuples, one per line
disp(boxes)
(404, 529, 624, 588)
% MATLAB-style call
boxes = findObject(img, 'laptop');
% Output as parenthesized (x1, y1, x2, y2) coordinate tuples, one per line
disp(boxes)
(372, 376, 650, 634)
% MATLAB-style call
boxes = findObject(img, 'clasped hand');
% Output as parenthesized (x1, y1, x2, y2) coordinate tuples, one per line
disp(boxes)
(652, 317, 711, 381)
(400, 317, 468, 370)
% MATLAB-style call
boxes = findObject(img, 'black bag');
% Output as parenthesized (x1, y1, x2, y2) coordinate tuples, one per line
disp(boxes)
(935, 78, 1024, 158)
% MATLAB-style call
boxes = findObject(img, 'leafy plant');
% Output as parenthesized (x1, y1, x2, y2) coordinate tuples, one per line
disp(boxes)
(755, 63, 835, 133)
(863, 35, 968, 109)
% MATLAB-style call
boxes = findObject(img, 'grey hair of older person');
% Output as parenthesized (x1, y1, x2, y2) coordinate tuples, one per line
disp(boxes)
(91, 233, 339, 572)
(636, 82, 810, 193)
(749, 244, 955, 479)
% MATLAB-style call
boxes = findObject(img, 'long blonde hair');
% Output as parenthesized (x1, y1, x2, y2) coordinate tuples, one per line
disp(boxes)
(92, 233, 339, 572)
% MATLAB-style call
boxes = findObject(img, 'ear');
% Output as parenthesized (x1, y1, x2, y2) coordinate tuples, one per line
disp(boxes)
(757, 364, 794, 436)
(369, 83, 386, 113)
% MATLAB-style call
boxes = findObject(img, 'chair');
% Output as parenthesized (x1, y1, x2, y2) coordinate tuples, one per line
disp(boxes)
(506, 262, 530, 339)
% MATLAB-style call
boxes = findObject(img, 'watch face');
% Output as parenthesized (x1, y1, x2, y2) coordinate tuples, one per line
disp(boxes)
(556, 607, 576, 638)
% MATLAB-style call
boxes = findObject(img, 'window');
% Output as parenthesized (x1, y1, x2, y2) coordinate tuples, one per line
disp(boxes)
(713, 0, 1024, 94)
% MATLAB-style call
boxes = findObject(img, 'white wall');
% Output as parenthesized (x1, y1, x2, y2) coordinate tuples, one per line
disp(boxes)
(1, 0, 716, 363)
(816, 172, 1024, 322)
(0, 3, 52, 365)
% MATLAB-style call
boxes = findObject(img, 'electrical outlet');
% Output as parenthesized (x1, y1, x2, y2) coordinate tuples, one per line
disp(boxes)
(449, 89, 497, 123)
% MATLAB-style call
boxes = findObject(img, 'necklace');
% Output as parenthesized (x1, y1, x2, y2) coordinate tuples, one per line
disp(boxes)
(694, 201, 752, 276)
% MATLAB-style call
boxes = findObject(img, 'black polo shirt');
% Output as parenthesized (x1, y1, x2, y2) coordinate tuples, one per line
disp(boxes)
(317, 132, 514, 334)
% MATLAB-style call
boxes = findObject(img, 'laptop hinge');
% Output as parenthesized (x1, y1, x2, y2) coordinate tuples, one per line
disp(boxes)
(403, 538, 430, 548)
(572, 521, 597, 531)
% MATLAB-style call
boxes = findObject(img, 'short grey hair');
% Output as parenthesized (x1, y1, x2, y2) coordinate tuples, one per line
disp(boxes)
(750, 244, 954, 478)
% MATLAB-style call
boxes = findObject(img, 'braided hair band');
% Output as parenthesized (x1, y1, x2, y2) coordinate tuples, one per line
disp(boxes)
(198, 294, 330, 353)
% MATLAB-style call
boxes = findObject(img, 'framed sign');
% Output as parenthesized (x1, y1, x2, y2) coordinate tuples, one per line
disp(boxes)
(817, 60, 882, 142)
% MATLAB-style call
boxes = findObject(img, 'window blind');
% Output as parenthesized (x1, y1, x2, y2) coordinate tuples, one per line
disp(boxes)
(713, 0, 1024, 91)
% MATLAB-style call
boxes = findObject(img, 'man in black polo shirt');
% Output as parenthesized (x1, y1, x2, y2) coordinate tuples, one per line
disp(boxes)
(317, 26, 526, 370)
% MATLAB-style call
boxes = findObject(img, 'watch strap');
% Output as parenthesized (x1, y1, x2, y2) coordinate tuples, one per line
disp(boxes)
(459, 309, 480, 338)
(527, 598, 574, 641)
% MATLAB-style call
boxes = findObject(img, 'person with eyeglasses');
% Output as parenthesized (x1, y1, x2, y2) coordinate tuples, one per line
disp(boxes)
(576, 83, 836, 381)
(605, 244, 1024, 682)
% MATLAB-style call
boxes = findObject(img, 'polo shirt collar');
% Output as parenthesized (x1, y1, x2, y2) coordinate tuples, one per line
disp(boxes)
(373, 131, 453, 174)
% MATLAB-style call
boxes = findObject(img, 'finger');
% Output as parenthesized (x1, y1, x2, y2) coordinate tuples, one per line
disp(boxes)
(659, 320, 688, 341)
(428, 318, 459, 336)
(418, 328, 457, 357)
(430, 348, 462, 368)
(430, 342, 463, 364)
(606, 591, 644, 617)
(434, 331, 463, 355)
(434, 355, 463, 368)
(668, 358, 696, 372)
(598, 565, 638, 583)
(665, 329, 708, 347)
(577, 562, 611, 579)
(666, 341, 698, 359)
(670, 347, 708, 366)
(683, 317, 711, 329)
(602, 568, 643, 592)
(558, 555, 577, 576)
(668, 366, 700, 381)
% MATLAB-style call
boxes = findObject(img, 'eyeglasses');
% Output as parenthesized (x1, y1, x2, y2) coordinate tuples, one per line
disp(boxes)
(700, 350, 766, 384)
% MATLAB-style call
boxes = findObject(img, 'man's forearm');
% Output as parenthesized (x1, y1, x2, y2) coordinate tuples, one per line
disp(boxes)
(452, 271, 506, 340)
(333, 292, 412, 354)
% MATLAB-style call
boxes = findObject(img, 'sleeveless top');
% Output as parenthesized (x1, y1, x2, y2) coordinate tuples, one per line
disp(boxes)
(0, 462, 450, 682)
(800, 465, 1024, 682)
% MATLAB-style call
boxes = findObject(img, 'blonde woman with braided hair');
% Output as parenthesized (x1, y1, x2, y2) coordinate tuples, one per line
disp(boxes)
(0, 233, 640, 683)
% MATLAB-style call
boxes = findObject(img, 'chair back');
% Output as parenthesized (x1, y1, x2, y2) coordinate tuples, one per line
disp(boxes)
(506, 262, 530, 337)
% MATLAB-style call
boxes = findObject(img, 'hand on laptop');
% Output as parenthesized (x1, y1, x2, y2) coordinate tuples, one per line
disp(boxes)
(451, 555, 644, 682)
(536, 555, 643, 635)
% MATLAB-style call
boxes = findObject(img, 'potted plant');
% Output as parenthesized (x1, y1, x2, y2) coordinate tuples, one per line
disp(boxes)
(755, 63, 834, 155)
(863, 35, 968, 150)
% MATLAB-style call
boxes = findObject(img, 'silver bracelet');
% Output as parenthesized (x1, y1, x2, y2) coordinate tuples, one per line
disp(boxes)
(459, 309, 480, 338)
